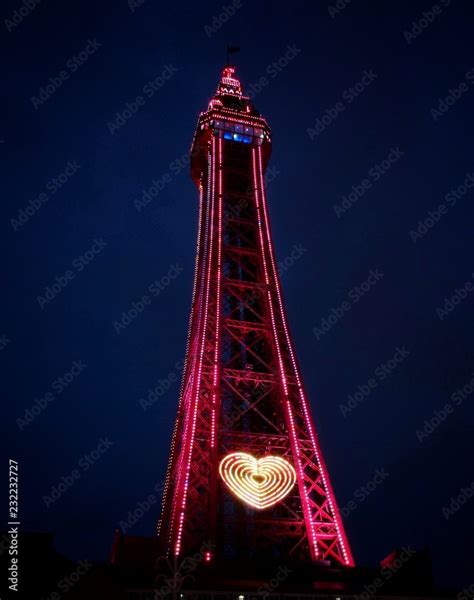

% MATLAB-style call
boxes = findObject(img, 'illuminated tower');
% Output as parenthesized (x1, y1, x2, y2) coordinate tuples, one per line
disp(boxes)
(157, 66, 354, 567)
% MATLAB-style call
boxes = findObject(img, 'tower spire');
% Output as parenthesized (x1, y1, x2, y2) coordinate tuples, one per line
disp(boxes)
(216, 64, 243, 98)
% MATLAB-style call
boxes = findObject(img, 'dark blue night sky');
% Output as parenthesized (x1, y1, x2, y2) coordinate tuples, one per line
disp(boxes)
(2, 0, 473, 590)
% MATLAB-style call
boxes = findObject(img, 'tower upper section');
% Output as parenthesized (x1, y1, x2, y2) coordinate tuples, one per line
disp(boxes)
(190, 66, 272, 185)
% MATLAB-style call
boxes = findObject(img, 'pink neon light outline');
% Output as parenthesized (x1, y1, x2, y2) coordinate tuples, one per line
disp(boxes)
(174, 139, 218, 556)
(251, 148, 319, 560)
(256, 145, 354, 566)
(211, 135, 223, 448)
(168, 168, 213, 550)
(159, 181, 206, 546)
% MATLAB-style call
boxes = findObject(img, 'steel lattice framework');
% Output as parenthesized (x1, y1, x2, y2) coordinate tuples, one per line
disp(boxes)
(157, 66, 354, 567)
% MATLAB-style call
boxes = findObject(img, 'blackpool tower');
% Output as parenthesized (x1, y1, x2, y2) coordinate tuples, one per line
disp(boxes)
(157, 66, 354, 568)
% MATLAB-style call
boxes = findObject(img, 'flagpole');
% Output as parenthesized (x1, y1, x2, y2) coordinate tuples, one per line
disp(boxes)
(226, 44, 241, 67)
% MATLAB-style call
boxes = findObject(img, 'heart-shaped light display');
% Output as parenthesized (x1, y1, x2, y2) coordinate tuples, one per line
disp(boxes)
(219, 452, 296, 510)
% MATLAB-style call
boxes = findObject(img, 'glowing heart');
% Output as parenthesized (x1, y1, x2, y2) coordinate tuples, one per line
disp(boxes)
(219, 452, 296, 509)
